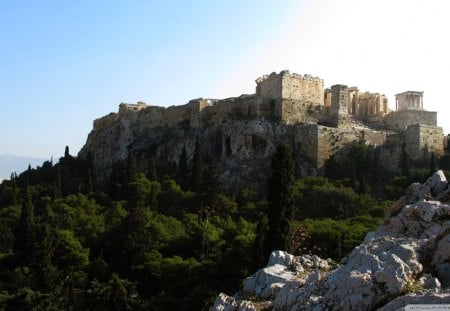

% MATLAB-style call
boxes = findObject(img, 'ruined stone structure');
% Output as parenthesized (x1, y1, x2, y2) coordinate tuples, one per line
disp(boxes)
(80, 70, 445, 190)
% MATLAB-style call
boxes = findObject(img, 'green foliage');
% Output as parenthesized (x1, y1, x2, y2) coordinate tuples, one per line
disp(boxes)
(0, 143, 413, 310)
(302, 215, 383, 259)
(54, 229, 89, 270)
(265, 144, 295, 258)
(384, 168, 429, 200)
(86, 274, 137, 311)
(177, 146, 189, 189)
(157, 179, 194, 216)
(191, 136, 202, 193)
(55, 194, 106, 246)
(293, 176, 387, 219)
(14, 186, 35, 265)
(0, 221, 14, 253)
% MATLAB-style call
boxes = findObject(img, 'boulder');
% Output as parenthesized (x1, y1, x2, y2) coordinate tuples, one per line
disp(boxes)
(211, 172, 450, 311)
(424, 170, 447, 194)
(211, 293, 256, 311)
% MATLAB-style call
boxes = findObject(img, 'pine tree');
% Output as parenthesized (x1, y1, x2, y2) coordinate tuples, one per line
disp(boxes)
(191, 137, 202, 194)
(264, 143, 295, 258)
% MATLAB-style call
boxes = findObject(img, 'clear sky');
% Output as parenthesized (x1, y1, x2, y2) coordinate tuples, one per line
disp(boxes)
(1, 0, 449, 159)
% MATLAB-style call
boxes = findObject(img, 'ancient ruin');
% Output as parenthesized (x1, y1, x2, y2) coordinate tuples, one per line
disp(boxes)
(80, 70, 445, 189)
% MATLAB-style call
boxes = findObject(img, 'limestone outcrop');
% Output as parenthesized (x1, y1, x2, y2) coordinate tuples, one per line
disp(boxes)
(78, 71, 444, 190)
(211, 171, 450, 310)
(79, 108, 293, 192)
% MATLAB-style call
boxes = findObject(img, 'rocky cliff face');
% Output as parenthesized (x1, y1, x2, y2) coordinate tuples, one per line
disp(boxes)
(78, 106, 309, 193)
(212, 171, 450, 310)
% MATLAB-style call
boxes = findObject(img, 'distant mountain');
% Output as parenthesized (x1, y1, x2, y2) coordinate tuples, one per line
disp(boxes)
(0, 155, 46, 181)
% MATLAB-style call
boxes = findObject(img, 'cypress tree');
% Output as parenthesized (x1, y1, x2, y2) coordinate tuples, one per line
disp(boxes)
(401, 142, 410, 177)
(191, 137, 202, 194)
(31, 223, 58, 292)
(429, 152, 437, 175)
(116, 181, 151, 272)
(15, 183, 35, 264)
(64, 145, 70, 159)
(147, 158, 157, 181)
(11, 172, 17, 205)
(54, 166, 63, 199)
(178, 146, 189, 188)
(264, 143, 295, 258)
(253, 214, 268, 269)
(126, 152, 138, 182)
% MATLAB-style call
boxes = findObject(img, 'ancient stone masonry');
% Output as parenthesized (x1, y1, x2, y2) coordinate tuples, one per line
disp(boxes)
(396, 91, 424, 111)
(79, 70, 445, 188)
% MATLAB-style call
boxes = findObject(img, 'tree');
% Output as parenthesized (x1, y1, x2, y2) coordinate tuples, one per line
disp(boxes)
(64, 146, 70, 159)
(253, 214, 268, 269)
(401, 142, 410, 177)
(31, 223, 59, 292)
(14, 184, 35, 264)
(53, 166, 63, 199)
(87, 274, 137, 310)
(147, 158, 157, 181)
(113, 180, 153, 272)
(429, 152, 437, 175)
(10, 172, 18, 205)
(264, 143, 295, 258)
(348, 143, 372, 194)
(191, 137, 202, 194)
(177, 146, 189, 189)
(126, 152, 138, 182)
(0, 220, 14, 253)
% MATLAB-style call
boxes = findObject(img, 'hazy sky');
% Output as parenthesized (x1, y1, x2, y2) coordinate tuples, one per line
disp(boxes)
(1, 0, 449, 159)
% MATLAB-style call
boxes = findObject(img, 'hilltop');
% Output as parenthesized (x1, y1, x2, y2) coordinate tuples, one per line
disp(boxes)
(79, 70, 445, 193)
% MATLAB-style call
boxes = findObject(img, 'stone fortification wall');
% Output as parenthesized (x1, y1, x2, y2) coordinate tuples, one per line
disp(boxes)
(189, 99, 212, 127)
(165, 104, 192, 127)
(199, 95, 258, 125)
(405, 124, 444, 160)
(384, 110, 437, 131)
(315, 126, 388, 169)
(136, 106, 168, 130)
(292, 124, 319, 165)
(281, 72, 324, 104)
(119, 102, 147, 113)
(256, 70, 324, 104)
(330, 84, 349, 127)
(82, 70, 446, 183)
(281, 100, 326, 124)
(291, 122, 389, 169)
(93, 112, 117, 130)
(377, 134, 403, 172)
(256, 72, 282, 99)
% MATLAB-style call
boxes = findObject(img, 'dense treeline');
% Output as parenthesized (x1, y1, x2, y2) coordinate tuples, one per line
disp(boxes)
(0, 141, 448, 309)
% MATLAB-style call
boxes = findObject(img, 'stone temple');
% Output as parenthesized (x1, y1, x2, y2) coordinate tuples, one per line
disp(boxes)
(80, 70, 445, 187)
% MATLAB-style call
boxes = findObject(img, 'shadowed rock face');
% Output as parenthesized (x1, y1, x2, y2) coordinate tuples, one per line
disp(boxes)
(79, 109, 299, 194)
(211, 171, 450, 311)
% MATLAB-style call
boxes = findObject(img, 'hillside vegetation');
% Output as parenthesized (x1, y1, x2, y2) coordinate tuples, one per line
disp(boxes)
(0, 142, 449, 310)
